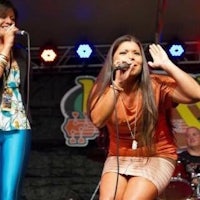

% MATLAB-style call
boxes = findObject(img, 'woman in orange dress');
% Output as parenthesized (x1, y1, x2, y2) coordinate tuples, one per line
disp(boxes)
(87, 34, 200, 200)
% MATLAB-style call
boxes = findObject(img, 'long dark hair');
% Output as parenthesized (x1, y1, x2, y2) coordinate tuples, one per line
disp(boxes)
(0, 0, 18, 21)
(87, 34, 158, 149)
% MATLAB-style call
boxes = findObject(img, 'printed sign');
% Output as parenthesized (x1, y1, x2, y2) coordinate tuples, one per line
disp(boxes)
(60, 76, 99, 147)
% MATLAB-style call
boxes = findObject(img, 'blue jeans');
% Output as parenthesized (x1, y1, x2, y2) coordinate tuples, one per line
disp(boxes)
(0, 130, 31, 200)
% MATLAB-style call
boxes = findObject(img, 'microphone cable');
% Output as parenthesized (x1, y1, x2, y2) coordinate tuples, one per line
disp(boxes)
(20, 31, 31, 129)
(110, 68, 121, 200)
(25, 31, 31, 122)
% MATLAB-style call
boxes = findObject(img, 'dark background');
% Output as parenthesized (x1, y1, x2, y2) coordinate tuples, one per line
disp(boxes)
(13, 0, 200, 46)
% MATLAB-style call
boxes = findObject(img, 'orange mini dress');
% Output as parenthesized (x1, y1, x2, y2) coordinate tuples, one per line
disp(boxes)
(102, 74, 178, 194)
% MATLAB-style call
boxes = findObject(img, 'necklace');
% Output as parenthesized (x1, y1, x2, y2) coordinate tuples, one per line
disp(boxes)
(120, 90, 139, 150)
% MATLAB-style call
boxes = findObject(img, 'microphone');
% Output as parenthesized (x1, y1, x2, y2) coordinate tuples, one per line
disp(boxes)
(114, 62, 130, 71)
(16, 30, 27, 35)
(6, 24, 27, 35)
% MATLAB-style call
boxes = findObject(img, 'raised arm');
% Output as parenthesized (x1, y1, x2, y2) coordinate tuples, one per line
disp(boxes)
(148, 44, 200, 103)
(89, 61, 136, 128)
(0, 24, 18, 78)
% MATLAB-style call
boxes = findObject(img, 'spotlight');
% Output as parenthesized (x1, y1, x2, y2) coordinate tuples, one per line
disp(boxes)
(169, 44, 184, 57)
(167, 40, 185, 59)
(41, 49, 57, 62)
(40, 45, 58, 65)
(76, 44, 93, 59)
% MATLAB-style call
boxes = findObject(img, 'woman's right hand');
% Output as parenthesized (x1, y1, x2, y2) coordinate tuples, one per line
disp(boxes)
(113, 61, 134, 88)
(0, 24, 18, 54)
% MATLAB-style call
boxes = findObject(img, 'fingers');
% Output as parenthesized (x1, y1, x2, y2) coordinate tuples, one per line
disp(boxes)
(6, 24, 15, 31)
(157, 44, 164, 52)
(147, 61, 153, 67)
(149, 44, 158, 54)
(149, 44, 162, 54)
(149, 43, 166, 55)
(5, 24, 18, 36)
(148, 44, 163, 68)
(148, 43, 171, 70)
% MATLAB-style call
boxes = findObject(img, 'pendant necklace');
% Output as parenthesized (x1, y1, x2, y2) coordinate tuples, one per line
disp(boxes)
(120, 90, 139, 150)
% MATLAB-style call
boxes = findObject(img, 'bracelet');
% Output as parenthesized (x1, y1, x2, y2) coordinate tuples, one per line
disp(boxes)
(0, 64, 5, 71)
(0, 58, 8, 65)
(0, 53, 9, 62)
(110, 83, 124, 92)
(0, 57, 8, 69)
(0, 53, 8, 69)
(0, 60, 7, 69)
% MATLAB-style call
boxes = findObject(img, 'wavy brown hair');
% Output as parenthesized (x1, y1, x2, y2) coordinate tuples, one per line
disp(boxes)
(0, 0, 18, 21)
(87, 34, 158, 150)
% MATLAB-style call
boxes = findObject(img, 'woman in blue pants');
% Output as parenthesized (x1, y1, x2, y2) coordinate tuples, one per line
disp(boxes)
(0, 1, 31, 199)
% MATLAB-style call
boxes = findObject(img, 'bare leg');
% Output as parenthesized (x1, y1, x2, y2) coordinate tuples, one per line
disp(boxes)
(99, 172, 128, 200)
(123, 176, 158, 200)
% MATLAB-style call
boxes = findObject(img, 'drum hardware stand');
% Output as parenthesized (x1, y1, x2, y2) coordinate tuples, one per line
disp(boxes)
(90, 180, 100, 200)
(196, 175, 200, 199)
(190, 173, 200, 199)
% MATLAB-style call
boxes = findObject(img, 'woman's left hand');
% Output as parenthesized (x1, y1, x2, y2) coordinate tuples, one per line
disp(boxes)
(148, 44, 172, 70)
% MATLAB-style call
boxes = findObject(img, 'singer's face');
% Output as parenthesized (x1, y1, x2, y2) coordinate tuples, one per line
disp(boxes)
(0, 8, 16, 35)
(113, 41, 143, 76)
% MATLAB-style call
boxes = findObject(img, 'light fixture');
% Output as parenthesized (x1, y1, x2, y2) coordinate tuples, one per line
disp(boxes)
(40, 44, 58, 65)
(167, 40, 185, 59)
(76, 44, 93, 59)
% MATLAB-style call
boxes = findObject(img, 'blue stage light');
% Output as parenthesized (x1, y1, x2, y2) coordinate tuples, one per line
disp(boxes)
(76, 44, 93, 58)
(169, 44, 185, 57)
(167, 40, 185, 59)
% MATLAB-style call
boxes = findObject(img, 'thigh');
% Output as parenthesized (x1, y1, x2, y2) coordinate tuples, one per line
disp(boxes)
(99, 172, 128, 200)
(123, 176, 158, 200)
(2, 130, 31, 199)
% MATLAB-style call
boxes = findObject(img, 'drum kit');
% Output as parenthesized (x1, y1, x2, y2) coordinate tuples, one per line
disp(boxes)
(159, 160, 200, 200)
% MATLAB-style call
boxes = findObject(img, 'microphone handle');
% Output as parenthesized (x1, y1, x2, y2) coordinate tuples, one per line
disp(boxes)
(114, 63, 130, 71)
(16, 30, 27, 35)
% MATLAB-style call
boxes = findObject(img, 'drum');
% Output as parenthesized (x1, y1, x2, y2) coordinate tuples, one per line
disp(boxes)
(159, 160, 193, 200)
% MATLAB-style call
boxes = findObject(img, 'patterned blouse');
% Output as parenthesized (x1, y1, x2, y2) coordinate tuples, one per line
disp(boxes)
(0, 63, 30, 131)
